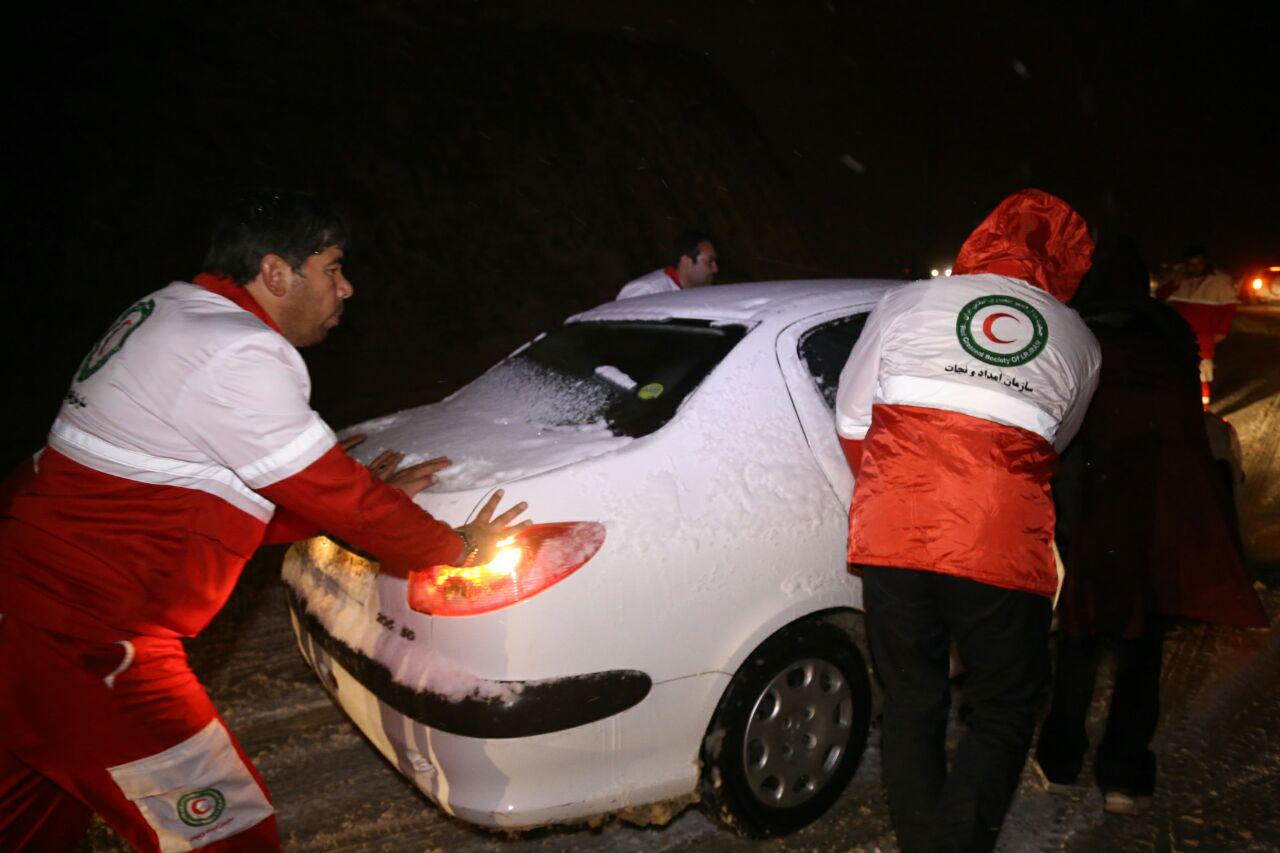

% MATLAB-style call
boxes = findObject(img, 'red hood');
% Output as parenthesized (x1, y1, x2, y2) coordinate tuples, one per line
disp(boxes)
(952, 189, 1094, 302)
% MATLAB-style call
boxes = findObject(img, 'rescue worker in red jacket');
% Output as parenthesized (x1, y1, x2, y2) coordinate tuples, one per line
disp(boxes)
(834, 189, 1101, 852)
(616, 230, 719, 299)
(1156, 244, 1239, 409)
(0, 191, 528, 851)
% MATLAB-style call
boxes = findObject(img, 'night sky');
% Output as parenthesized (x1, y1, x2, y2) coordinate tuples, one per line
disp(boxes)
(494, 1, 1277, 273)
(5, 1, 1276, 470)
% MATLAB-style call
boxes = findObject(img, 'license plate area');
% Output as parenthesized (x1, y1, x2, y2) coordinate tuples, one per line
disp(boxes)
(296, 536, 378, 607)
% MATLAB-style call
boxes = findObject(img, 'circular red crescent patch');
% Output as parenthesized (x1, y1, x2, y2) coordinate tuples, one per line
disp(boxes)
(955, 295, 1049, 366)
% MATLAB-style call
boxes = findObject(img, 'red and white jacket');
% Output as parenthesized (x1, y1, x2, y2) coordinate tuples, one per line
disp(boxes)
(1161, 268, 1238, 360)
(835, 190, 1100, 597)
(0, 275, 462, 642)
(617, 267, 681, 300)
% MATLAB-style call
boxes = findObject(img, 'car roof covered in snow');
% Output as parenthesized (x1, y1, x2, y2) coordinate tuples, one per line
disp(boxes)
(569, 279, 905, 327)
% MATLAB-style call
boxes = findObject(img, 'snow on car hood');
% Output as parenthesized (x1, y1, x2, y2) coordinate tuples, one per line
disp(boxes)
(340, 359, 634, 493)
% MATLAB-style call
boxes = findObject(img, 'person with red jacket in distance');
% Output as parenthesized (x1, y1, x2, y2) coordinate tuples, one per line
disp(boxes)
(0, 191, 528, 851)
(834, 189, 1101, 852)
(1155, 244, 1239, 410)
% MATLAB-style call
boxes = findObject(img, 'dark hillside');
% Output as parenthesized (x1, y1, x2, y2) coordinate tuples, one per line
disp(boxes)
(5, 4, 826, 467)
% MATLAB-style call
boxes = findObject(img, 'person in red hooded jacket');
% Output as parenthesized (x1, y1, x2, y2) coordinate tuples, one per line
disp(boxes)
(834, 189, 1100, 852)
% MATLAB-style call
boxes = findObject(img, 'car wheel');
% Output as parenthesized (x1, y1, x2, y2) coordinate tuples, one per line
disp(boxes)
(700, 618, 871, 836)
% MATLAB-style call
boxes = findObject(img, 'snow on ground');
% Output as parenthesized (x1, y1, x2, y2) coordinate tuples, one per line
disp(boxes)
(78, 308, 1280, 852)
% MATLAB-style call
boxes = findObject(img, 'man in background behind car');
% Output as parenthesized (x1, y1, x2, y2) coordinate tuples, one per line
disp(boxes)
(617, 229, 719, 299)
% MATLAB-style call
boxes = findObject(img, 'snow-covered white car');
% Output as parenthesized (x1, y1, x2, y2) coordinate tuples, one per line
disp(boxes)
(283, 280, 896, 835)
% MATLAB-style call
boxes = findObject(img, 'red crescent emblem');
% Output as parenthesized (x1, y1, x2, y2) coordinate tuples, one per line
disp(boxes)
(191, 799, 211, 815)
(981, 312, 1018, 344)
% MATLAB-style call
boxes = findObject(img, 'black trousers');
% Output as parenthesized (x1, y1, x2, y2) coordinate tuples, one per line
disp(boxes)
(862, 566, 1052, 853)
(1034, 629, 1163, 795)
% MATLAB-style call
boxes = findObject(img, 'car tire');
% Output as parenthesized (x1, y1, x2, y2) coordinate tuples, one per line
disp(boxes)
(699, 618, 871, 836)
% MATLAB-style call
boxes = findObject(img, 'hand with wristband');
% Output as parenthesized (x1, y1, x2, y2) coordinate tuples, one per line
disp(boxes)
(452, 489, 530, 566)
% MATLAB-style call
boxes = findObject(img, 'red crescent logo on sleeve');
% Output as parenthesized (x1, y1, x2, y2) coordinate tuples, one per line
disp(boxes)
(982, 312, 1018, 344)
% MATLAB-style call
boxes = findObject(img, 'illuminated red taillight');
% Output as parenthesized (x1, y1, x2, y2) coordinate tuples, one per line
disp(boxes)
(407, 522, 606, 617)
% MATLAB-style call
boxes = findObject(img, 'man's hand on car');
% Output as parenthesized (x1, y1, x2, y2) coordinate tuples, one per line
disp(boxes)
(454, 489, 531, 566)
(339, 433, 451, 498)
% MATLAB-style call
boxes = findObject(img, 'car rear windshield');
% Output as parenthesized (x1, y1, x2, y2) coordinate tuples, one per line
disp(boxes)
(497, 320, 746, 439)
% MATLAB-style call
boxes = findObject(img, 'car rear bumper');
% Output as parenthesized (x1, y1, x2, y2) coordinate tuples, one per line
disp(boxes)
(287, 596, 723, 828)
(284, 587, 651, 738)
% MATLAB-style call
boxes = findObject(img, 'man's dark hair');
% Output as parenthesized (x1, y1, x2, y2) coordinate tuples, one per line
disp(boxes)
(671, 229, 715, 267)
(203, 190, 349, 284)
(1181, 243, 1209, 261)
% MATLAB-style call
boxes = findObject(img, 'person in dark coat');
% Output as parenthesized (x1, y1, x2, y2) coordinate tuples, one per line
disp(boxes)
(1034, 235, 1267, 814)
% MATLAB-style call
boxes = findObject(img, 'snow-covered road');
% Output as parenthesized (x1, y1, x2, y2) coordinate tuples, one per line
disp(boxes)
(80, 308, 1280, 852)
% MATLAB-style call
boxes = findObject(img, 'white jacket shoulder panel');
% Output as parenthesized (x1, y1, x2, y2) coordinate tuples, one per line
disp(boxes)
(836, 275, 1100, 450)
(617, 269, 680, 300)
(54, 282, 335, 499)
(1167, 270, 1239, 305)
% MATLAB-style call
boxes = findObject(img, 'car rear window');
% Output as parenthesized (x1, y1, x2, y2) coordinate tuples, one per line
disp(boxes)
(798, 313, 870, 409)
(496, 320, 746, 439)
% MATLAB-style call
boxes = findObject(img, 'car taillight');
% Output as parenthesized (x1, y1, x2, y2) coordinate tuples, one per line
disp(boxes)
(407, 522, 606, 617)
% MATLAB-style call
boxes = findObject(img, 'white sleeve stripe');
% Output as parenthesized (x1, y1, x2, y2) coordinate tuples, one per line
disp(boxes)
(234, 418, 335, 488)
(836, 415, 869, 440)
(48, 419, 274, 520)
(878, 376, 1060, 443)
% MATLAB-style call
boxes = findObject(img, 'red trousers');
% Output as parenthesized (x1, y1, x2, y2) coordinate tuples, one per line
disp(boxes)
(0, 615, 279, 850)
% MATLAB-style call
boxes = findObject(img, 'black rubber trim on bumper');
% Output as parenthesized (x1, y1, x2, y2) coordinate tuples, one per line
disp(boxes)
(285, 587, 652, 739)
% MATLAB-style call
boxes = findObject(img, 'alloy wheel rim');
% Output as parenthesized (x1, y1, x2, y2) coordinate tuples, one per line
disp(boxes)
(742, 656, 854, 808)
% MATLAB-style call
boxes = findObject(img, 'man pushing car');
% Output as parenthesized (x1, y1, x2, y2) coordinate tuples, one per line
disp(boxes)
(835, 189, 1101, 852)
(0, 191, 528, 850)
